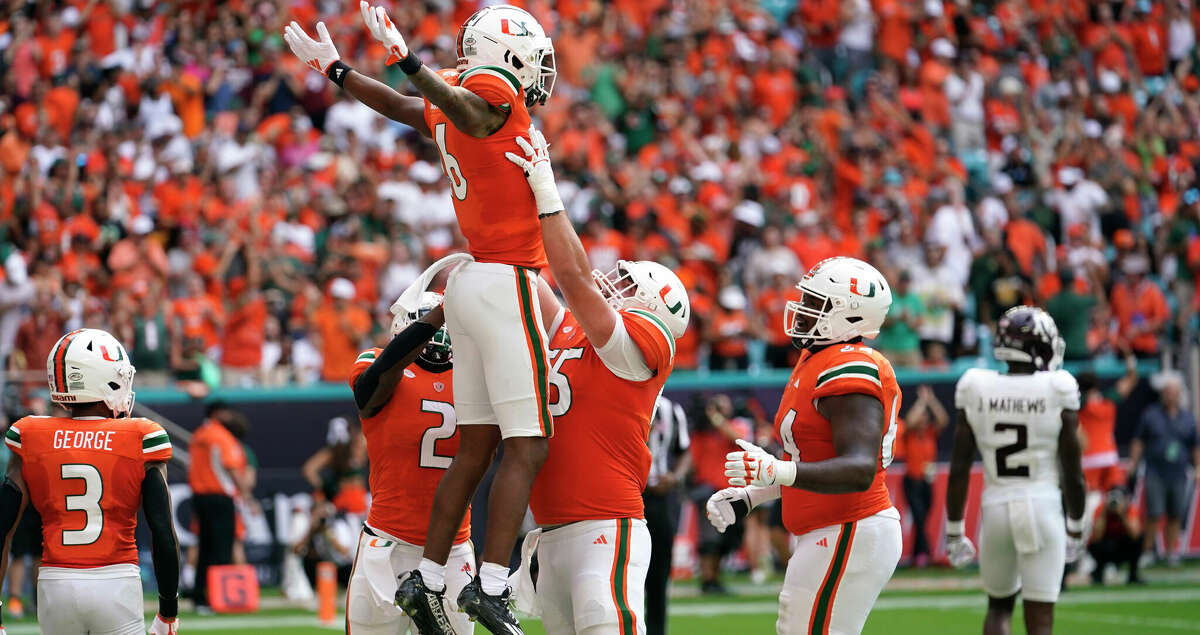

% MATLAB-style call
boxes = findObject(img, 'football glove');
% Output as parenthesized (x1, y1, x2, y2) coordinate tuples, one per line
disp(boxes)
(945, 524, 977, 569)
(283, 21, 340, 74)
(705, 488, 751, 534)
(725, 439, 796, 487)
(149, 614, 179, 635)
(505, 126, 565, 217)
(359, 1, 410, 66)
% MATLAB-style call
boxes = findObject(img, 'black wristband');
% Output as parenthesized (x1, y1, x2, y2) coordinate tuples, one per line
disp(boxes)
(397, 53, 423, 75)
(158, 594, 179, 619)
(538, 210, 563, 219)
(326, 60, 351, 87)
(729, 499, 750, 522)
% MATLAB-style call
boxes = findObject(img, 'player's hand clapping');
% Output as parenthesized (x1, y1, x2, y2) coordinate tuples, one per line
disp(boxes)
(282, 21, 340, 74)
(705, 487, 751, 533)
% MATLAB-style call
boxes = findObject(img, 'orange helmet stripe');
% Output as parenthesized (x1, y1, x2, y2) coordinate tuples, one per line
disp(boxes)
(50, 329, 85, 393)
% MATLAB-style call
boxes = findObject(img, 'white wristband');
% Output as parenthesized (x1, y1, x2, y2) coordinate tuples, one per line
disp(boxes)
(946, 519, 965, 535)
(532, 183, 564, 217)
(1066, 517, 1084, 533)
(774, 459, 797, 487)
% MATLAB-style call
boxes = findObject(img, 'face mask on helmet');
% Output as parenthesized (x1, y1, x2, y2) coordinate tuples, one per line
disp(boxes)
(455, 6, 556, 108)
(784, 285, 834, 349)
(592, 260, 690, 338)
(390, 292, 452, 366)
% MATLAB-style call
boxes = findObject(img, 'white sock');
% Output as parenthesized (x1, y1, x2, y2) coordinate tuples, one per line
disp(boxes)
(479, 561, 509, 596)
(418, 558, 446, 592)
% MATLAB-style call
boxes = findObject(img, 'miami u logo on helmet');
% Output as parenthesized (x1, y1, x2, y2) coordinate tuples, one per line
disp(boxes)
(100, 345, 124, 362)
(849, 278, 876, 297)
(659, 284, 683, 315)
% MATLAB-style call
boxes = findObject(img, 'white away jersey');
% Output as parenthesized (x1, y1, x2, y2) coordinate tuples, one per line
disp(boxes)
(955, 368, 1080, 504)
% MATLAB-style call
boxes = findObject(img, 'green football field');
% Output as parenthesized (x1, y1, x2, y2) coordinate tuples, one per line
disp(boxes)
(5, 567, 1200, 633)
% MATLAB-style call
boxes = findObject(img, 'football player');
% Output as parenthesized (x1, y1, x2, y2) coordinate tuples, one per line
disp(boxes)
(283, 7, 557, 632)
(505, 131, 690, 634)
(345, 291, 473, 634)
(945, 306, 1086, 635)
(705, 258, 903, 634)
(0, 329, 180, 635)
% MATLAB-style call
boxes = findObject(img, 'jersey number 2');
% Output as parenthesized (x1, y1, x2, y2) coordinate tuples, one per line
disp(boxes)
(434, 123, 468, 201)
(419, 400, 457, 469)
(994, 422, 1030, 477)
(61, 464, 103, 545)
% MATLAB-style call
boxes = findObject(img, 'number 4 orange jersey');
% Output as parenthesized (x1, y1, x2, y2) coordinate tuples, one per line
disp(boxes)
(775, 344, 901, 537)
(5, 415, 172, 568)
(424, 67, 546, 269)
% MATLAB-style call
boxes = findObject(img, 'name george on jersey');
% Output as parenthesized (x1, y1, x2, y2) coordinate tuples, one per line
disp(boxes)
(986, 397, 1047, 415)
(53, 429, 116, 451)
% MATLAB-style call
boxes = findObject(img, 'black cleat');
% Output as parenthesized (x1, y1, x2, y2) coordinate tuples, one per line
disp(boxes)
(396, 570, 456, 635)
(456, 576, 524, 635)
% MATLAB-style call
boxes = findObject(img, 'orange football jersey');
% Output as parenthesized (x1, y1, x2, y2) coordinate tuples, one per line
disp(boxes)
(776, 344, 900, 537)
(350, 349, 469, 545)
(5, 415, 172, 568)
(529, 309, 675, 525)
(424, 67, 547, 269)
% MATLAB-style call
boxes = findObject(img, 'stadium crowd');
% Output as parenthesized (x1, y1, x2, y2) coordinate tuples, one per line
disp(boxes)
(1, 0, 1198, 400)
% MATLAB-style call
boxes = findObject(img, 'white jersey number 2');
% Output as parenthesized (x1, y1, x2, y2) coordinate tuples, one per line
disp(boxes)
(419, 400, 457, 469)
(61, 463, 103, 545)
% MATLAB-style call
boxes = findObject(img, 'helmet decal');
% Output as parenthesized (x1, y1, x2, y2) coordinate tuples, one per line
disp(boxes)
(500, 18, 531, 36)
(100, 345, 124, 363)
(849, 278, 876, 298)
(659, 285, 683, 315)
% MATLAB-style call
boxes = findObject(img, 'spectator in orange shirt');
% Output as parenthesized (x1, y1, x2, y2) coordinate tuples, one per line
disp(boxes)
(709, 287, 751, 371)
(312, 278, 370, 383)
(1110, 256, 1169, 357)
(188, 402, 252, 611)
(755, 270, 801, 369)
(220, 246, 267, 386)
(1077, 364, 1136, 504)
(172, 273, 225, 353)
(108, 215, 168, 295)
(898, 385, 948, 567)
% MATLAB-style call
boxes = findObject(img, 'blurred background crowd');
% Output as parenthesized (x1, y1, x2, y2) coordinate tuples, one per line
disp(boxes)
(2, 0, 1200, 405)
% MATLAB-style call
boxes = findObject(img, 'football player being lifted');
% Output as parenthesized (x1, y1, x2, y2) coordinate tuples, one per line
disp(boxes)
(946, 306, 1086, 635)
(284, 6, 557, 633)
(707, 258, 904, 634)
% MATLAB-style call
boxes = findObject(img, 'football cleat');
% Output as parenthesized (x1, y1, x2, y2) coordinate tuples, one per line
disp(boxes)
(396, 570, 456, 635)
(457, 576, 523, 635)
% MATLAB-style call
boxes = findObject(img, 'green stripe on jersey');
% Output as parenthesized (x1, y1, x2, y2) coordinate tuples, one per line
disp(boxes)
(458, 65, 522, 93)
(815, 364, 879, 387)
(143, 433, 170, 450)
(626, 308, 675, 362)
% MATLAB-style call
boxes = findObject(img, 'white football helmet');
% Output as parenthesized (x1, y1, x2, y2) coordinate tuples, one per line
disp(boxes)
(456, 5, 555, 106)
(390, 291, 451, 365)
(785, 257, 892, 348)
(47, 328, 136, 416)
(593, 260, 690, 339)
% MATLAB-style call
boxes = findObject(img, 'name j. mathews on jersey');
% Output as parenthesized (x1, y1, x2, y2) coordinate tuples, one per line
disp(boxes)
(987, 397, 1047, 414)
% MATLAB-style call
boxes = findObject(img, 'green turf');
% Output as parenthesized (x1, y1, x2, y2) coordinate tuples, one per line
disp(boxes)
(5, 570, 1200, 633)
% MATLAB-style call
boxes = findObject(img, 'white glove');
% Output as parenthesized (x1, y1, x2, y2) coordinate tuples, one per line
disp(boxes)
(945, 533, 977, 568)
(1065, 534, 1085, 564)
(360, 1, 410, 65)
(282, 21, 340, 74)
(725, 439, 796, 487)
(149, 614, 179, 635)
(1, 625, 7, 635)
(504, 126, 565, 217)
(706, 487, 751, 533)
(390, 252, 474, 317)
